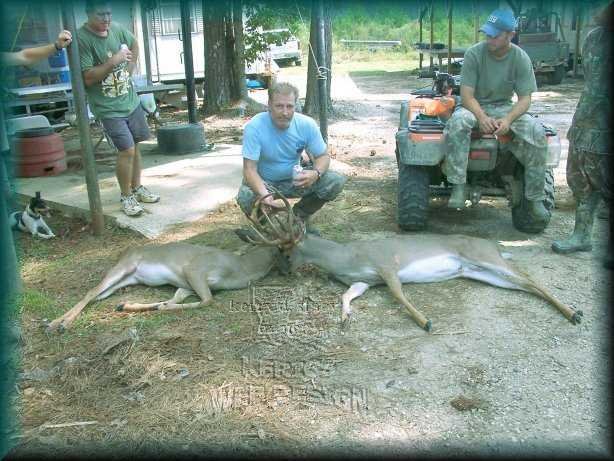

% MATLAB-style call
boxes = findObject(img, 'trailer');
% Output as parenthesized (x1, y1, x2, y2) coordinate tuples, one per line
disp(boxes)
(146, 0, 278, 85)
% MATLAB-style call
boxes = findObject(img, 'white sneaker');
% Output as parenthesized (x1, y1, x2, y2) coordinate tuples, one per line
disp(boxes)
(121, 194, 144, 216)
(132, 185, 160, 203)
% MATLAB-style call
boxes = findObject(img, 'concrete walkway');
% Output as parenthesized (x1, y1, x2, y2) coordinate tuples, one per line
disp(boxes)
(15, 141, 244, 239)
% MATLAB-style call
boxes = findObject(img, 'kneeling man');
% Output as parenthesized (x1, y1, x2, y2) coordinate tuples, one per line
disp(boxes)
(236, 82, 346, 234)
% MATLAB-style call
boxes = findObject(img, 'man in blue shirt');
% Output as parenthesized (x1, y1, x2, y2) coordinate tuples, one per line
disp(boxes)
(236, 82, 346, 233)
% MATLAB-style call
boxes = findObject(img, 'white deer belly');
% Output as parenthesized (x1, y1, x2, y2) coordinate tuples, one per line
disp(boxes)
(397, 254, 463, 283)
(135, 263, 189, 288)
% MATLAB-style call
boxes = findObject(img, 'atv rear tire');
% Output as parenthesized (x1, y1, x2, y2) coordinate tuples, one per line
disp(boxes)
(398, 163, 430, 231)
(512, 168, 555, 233)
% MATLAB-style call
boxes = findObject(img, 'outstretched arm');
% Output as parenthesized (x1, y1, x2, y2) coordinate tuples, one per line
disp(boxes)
(2, 30, 72, 67)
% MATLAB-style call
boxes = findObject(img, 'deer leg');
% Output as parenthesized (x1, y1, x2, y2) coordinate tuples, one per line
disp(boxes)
(510, 273, 583, 324)
(46, 261, 138, 332)
(150, 286, 213, 311)
(156, 300, 206, 311)
(340, 282, 370, 327)
(117, 287, 195, 312)
(378, 269, 432, 332)
(465, 260, 583, 324)
(144, 280, 214, 312)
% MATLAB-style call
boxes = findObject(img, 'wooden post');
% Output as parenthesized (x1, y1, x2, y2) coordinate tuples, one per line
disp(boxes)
(140, 1, 153, 85)
(61, 1, 105, 236)
(317, 0, 328, 142)
(573, 6, 582, 77)
(180, 0, 198, 124)
(429, 0, 434, 69)
(419, 6, 424, 69)
(474, 0, 479, 43)
(447, 1, 452, 74)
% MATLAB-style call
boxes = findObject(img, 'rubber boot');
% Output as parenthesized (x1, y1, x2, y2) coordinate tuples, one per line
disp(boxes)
(293, 195, 327, 235)
(528, 200, 549, 221)
(552, 193, 599, 254)
(447, 183, 466, 209)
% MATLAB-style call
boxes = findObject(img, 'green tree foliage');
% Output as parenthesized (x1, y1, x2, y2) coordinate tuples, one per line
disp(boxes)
(332, 3, 487, 50)
(245, 1, 493, 59)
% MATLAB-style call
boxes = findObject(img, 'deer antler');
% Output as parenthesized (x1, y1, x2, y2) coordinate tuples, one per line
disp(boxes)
(245, 188, 305, 248)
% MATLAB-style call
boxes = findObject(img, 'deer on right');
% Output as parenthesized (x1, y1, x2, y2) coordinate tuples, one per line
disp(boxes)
(241, 191, 583, 332)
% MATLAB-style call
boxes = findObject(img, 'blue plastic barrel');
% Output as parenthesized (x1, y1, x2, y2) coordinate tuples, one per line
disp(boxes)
(48, 49, 68, 68)
(58, 70, 70, 83)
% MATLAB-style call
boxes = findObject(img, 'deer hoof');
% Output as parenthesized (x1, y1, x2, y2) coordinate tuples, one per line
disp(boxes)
(45, 320, 63, 334)
(47, 323, 66, 334)
(423, 320, 432, 332)
(571, 310, 583, 325)
(340, 315, 352, 330)
(115, 303, 125, 312)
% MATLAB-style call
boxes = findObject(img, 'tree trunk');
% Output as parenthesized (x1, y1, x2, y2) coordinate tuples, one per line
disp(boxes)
(203, 2, 232, 114)
(230, 0, 248, 101)
(202, 0, 265, 115)
(303, 2, 332, 116)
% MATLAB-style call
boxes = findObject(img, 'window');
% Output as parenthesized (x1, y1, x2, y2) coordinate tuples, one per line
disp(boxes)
(159, 0, 202, 36)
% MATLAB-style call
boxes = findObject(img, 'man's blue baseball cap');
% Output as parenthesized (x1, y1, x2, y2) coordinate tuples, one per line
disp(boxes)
(480, 9, 517, 37)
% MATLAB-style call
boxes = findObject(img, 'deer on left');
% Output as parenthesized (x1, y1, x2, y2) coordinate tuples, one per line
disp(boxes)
(46, 242, 285, 333)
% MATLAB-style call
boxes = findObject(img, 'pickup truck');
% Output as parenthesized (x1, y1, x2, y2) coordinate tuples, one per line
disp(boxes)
(263, 29, 302, 66)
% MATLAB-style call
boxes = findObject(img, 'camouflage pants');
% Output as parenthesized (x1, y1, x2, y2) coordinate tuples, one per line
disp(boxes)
(236, 169, 347, 215)
(443, 104, 548, 200)
(566, 142, 613, 203)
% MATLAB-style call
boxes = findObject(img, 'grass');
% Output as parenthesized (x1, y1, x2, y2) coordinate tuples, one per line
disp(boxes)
(17, 288, 63, 320)
(280, 48, 421, 76)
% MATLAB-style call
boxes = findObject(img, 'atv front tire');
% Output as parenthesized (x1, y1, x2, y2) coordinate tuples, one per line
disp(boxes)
(398, 163, 430, 231)
(512, 167, 555, 233)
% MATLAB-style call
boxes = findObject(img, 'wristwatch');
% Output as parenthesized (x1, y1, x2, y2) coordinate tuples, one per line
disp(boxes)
(54, 42, 62, 51)
(314, 168, 322, 180)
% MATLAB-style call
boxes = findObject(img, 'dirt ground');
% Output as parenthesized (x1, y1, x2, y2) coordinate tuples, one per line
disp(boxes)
(8, 67, 612, 458)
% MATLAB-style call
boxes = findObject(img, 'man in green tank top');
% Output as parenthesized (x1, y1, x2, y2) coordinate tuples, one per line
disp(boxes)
(78, 0, 159, 217)
(443, 9, 549, 222)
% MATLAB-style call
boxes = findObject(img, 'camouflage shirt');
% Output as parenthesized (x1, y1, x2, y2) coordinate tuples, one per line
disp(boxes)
(568, 26, 612, 154)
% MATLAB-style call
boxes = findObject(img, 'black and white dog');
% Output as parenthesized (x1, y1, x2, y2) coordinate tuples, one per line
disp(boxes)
(9, 192, 55, 239)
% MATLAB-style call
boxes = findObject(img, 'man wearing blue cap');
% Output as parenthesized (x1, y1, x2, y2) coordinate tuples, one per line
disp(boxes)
(442, 9, 549, 222)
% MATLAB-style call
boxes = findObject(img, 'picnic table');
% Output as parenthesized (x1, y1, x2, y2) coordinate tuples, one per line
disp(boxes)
(412, 45, 467, 68)
(6, 82, 185, 118)
(5, 83, 74, 116)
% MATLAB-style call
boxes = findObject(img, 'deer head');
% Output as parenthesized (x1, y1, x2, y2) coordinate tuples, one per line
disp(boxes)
(242, 189, 307, 274)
